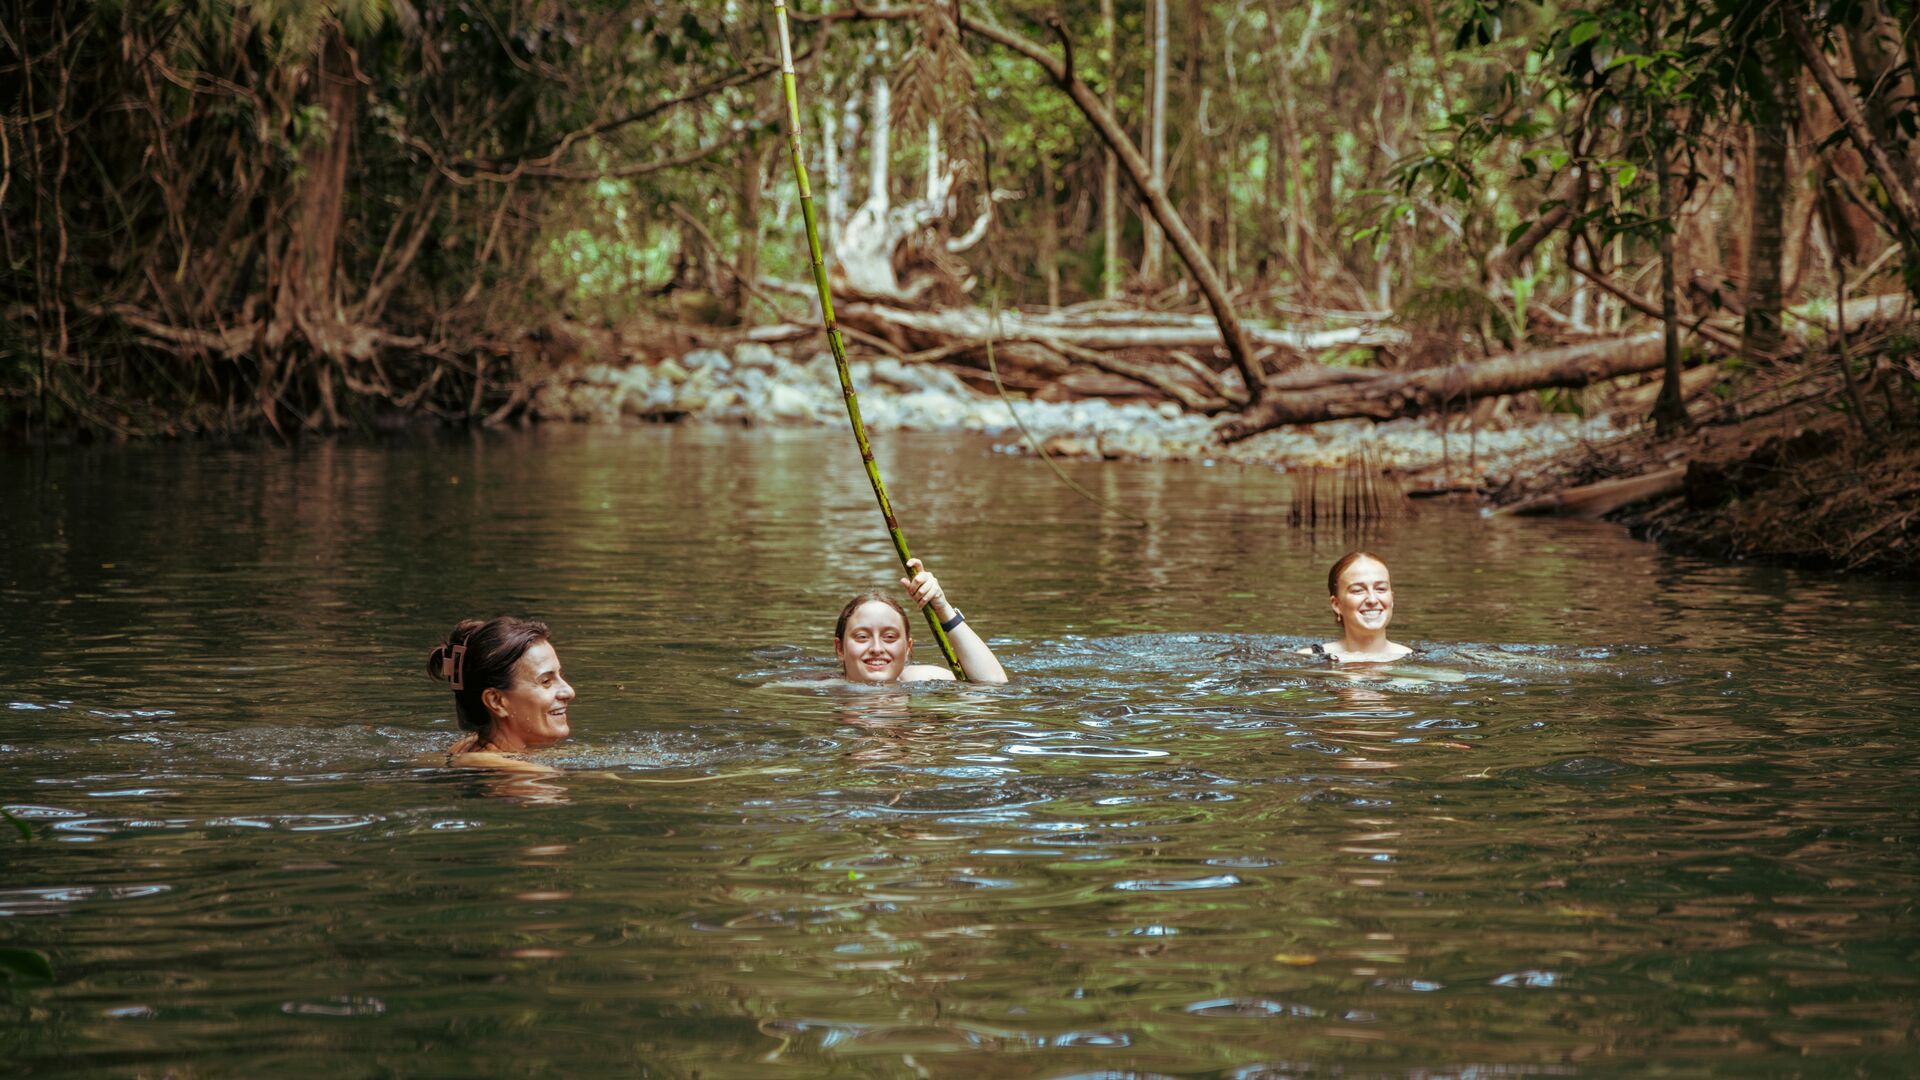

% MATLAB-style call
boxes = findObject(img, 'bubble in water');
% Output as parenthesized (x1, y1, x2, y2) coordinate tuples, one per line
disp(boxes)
(1184, 998, 1318, 1018)
(1113, 873, 1242, 892)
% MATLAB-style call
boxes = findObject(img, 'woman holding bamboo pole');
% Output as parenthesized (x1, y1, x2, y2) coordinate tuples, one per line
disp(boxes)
(835, 559, 1008, 684)
(771, 0, 975, 678)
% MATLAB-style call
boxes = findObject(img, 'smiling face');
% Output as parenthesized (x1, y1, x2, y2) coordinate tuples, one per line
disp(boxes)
(835, 600, 912, 684)
(481, 640, 574, 750)
(1330, 556, 1395, 636)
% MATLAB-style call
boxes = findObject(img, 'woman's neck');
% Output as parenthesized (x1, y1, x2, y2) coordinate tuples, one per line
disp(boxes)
(1339, 626, 1391, 655)
(476, 727, 529, 753)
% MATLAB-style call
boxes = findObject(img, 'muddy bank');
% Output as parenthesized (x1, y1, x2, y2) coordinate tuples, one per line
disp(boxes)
(1490, 360, 1919, 575)
(1614, 425, 1919, 574)
(532, 343, 1623, 483)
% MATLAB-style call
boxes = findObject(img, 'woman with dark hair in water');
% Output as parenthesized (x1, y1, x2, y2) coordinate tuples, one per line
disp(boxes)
(427, 616, 576, 757)
(834, 559, 1007, 684)
(1298, 551, 1413, 663)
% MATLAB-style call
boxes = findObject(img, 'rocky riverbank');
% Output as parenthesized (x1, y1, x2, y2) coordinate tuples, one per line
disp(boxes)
(531, 342, 1626, 486)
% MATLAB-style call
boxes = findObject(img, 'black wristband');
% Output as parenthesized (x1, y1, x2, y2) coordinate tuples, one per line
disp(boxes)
(939, 609, 966, 632)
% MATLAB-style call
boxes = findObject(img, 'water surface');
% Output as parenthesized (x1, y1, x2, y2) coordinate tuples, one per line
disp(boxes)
(3, 427, 1917, 1077)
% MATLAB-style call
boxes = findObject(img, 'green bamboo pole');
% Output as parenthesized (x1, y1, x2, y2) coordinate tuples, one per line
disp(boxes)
(770, 0, 964, 677)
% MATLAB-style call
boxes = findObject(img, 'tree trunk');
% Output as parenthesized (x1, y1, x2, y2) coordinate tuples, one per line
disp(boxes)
(957, 15, 1270, 399)
(1495, 467, 1687, 518)
(1787, 6, 1920, 301)
(1652, 131, 1689, 435)
(1845, 0, 1920, 195)
(1795, 64, 1879, 275)
(275, 30, 357, 351)
(1218, 333, 1669, 436)
(735, 135, 766, 320)
(823, 93, 855, 256)
(867, 36, 890, 212)
(1743, 48, 1792, 362)
(837, 41, 908, 297)
(1141, 0, 1168, 284)
(924, 118, 940, 203)
(1268, 0, 1312, 285)
(840, 301, 1403, 352)
(1101, 0, 1121, 299)
(1040, 154, 1060, 310)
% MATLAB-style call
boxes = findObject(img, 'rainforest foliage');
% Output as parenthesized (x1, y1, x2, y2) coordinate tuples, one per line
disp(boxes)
(3, 0, 1916, 437)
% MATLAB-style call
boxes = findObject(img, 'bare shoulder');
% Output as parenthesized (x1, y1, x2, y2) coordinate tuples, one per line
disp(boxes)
(449, 750, 560, 775)
(900, 664, 958, 682)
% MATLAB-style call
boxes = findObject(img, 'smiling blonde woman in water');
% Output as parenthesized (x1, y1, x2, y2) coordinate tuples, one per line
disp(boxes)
(834, 558, 1007, 684)
(1299, 551, 1413, 663)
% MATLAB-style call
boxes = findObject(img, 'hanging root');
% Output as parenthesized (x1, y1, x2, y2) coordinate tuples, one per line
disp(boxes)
(1289, 442, 1408, 527)
(984, 310, 1150, 528)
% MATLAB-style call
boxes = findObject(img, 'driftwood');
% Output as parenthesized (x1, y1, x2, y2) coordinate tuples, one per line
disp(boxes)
(751, 286, 1911, 439)
(1217, 332, 1670, 439)
(840, 302, 1407, 353)
(1219, 292, 1913, 440)
(1494, 466, 1688, 518)
(1612, 363, 1725, 413)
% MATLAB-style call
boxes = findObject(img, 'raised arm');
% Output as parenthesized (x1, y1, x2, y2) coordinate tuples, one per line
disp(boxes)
(901, 558, 1009, 684)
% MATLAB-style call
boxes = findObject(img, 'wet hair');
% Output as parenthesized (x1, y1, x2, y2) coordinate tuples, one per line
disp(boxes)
(1326, 551, 1389, 627)
(426, 616, 551, 735)
(834, 593, 910, 642)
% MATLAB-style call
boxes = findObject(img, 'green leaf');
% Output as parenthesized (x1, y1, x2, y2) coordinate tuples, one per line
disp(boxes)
(1568, 19, 1601, 48)
(0, 947, 52, 981)
(1614, 163, 1638, 187)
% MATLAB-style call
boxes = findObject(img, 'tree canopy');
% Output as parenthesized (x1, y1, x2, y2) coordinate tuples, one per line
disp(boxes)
(3, 0, 1915, 437)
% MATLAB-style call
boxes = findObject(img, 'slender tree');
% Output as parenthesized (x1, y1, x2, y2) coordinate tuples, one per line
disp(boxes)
(1651, 121, 1690, 435)
(1100, 0, 1121, 299)
(1141, 0, 1168, 283)
(1786, 5, 1920, 300)
(1742, 41, 1792, 363)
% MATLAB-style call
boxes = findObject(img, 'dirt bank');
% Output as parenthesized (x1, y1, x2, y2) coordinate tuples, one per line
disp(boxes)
(1488, 360, 1919, 575)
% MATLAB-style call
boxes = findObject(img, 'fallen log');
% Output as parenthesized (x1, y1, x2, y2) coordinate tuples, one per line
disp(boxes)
(1493, 466, 1688, 518)
(841, 302, 1407, 353)
(1612, 362, 1724, 413)
(1217, 332, 1667, 440)
(1042, 339, 1229, 411)
(1217, 292, 1914, 440)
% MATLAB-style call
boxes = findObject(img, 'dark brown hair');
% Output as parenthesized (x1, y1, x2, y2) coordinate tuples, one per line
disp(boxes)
(426, 616, 551, 735)
(1327, 551, 1389, 626)
(834, 593, 909, 642)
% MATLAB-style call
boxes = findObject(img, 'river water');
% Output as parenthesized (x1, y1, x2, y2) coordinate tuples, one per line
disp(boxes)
(2, 427, 1916, 1077)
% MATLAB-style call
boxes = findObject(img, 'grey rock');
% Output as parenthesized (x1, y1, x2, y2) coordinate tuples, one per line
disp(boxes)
(683, 348, 732, 373)
(733, 343, 779, 371)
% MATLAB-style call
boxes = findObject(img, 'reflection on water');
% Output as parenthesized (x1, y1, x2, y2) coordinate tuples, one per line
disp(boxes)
(2, 427, 1918, 1076)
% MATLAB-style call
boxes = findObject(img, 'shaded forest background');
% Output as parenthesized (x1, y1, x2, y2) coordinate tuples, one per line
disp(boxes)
(3, 0, 1916, 440)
